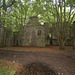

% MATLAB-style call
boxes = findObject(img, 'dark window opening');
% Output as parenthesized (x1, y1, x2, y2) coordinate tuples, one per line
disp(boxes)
(0, 24, 1, 28)
(50, 38, 53, 45)
(16, 40, 19, 46)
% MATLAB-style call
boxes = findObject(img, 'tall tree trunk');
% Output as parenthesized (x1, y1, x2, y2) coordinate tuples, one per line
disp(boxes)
(0, 0, 15, 46)
(1, 0, 7, 46)
(24, 1, 26, 25)
(58, 38, 65, 50)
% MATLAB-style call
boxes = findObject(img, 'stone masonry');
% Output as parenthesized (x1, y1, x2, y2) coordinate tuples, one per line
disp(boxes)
(20, 17, 46, 47)
(21, 25, 45, 47)
(0, 16, 73, 47)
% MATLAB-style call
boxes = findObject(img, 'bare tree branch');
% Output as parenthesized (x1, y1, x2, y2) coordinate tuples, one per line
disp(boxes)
(64, 0, 66, 23)
(68, 6, 72, 26)
(55, 1, 59, 20)
(52, 5, 60, 38)
(70, 13, 75, 25)
(55, 0, 60, 30)
(59, 0, 62, 29)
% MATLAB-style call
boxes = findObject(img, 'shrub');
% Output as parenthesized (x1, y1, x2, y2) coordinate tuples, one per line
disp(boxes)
(0, 60, 27, 75)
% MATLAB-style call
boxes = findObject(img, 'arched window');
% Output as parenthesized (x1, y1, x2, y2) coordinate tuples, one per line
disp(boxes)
(37, 30, 41, 36)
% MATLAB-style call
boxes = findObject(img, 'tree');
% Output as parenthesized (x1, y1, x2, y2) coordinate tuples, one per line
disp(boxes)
(49, 0, 75, 50)
(36, 0, 75, 50)
(0, 0, 74, 48)
(11, 0, 31, 30)
(0, 0, 16, 45)
(72, 21, 75, 50)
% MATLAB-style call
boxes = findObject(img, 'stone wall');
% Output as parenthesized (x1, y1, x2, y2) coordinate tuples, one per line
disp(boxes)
(28, 16, 39, 24)
(21, 26, 45, 47)
(13, 32, 22, 46)
(5, 34, 13, 46)
(0, 16, 72, 47)
(19, 17, 46, 47)
(5, 28, 13, 47)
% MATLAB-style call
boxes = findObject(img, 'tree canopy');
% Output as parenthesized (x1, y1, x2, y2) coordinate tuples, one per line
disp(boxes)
(0, 0, 75, 49)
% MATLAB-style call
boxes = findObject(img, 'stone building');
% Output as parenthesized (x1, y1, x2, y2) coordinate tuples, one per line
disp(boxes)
(19, 17, 46, 47)
(21, 26, 45, 47)
(0, 16, 73, 47)
(5, 31, 13, 46)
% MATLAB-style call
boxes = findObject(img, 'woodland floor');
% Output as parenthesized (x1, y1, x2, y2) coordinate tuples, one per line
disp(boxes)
(0, 46, 75, 75)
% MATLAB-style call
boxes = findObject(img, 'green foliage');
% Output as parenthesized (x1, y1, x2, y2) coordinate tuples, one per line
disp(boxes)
(6, 28, 12, 37)
(0, 0, 74, 33)
(0, 59, 27, 75)
(0, 59, 43, 75)
(66, 0, 75, 6)
(0, 60, 17, 75)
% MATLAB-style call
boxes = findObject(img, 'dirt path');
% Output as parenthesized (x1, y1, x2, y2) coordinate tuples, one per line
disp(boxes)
(0, 46, 73, 52)
(0, 46, 75, 75)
